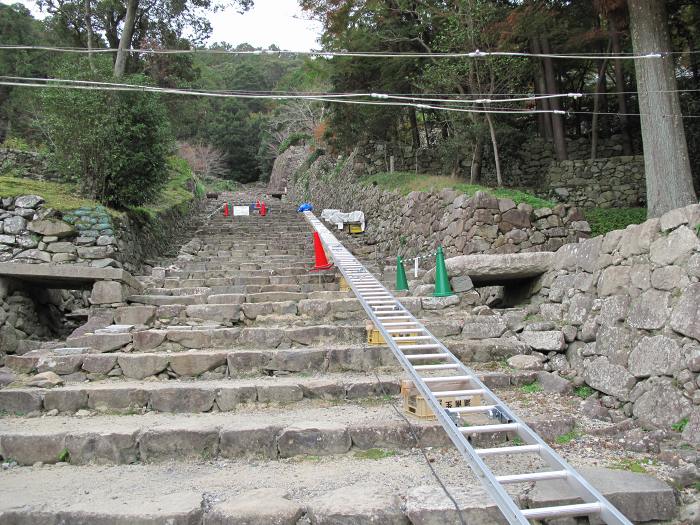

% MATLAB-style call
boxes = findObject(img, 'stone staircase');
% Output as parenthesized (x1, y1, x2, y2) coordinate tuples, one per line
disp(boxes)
(0, 193, 683, 523)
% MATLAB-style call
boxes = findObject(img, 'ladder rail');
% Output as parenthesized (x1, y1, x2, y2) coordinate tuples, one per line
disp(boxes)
(303, 211, 632, 525)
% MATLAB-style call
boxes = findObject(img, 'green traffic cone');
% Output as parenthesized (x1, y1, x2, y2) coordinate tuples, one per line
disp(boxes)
(395, 256, 409, 291)
(433, 246, 454, 297)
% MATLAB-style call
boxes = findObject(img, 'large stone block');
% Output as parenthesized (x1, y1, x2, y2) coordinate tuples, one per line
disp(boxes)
(670, 283, 700, 341)
(518, 331, 565, 352)
(132, 330, 167, 351)
(166, 329, 212, 349)
(87, 387, 149, 411)
(139, 426, 219, 460)
(628, 335, 682, 378)
(0, 433, 67, 464)
(627, 289, 670, 330)
(185, 304, 240, 322)
(219, 424, 280, 459)
(583, 357, 637, 401)
(215, 386, 257, 411)
(632, 377, 692, 428)
(0, 390, 43, 414)
(118, 354, 169, 379)
(150, 387, 216, 413)
(114, 305, 156, 326)
(91, 281, 129, 305)
(169, 352, 226, 377)
(206, 489, 303, 525)
(405, 485, 506, 525)
(65, 430, 138, 465)
(277, 422, 351, 458)
(81, 354, 118, 374)
(44, 389, 88, 412)
(308, 484, 408, 525)
(650, 225, 700, 265)
(27, 219, 74, 238)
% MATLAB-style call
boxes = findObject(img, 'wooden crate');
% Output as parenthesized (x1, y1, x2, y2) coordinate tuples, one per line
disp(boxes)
(401, 379, 482, 420)
(366, 322, 418, 346)
(348, 223, 364, 234)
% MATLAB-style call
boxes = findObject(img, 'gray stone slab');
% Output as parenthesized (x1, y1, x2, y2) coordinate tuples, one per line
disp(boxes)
(424, 252, 554, 285)
(0, 263, 142, 291)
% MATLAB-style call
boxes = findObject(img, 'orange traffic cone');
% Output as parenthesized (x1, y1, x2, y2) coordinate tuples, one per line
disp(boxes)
(223, 202, 229, 217)
(310, 232, 333, 271)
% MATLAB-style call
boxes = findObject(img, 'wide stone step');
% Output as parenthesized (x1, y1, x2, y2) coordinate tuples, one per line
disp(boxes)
(0, 460, 675, 524)
(4, 345, 538, 384)
(0, 404, 575, 465)
(0, 375, 404, 414)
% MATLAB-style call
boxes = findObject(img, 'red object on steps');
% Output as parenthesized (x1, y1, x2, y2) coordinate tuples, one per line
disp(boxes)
(223, 202, 229, 217)
(259, 201, 267, 216)
(310, 231, 333, 271)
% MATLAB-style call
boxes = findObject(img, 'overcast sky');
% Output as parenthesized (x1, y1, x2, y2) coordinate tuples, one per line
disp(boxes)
(5, 0, 323, 52)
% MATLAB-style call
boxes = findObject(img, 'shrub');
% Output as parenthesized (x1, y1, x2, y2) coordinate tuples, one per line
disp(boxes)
(40, 65, 173, 208)
(584, 208, 647, 237)
(277, 132, 311, 154)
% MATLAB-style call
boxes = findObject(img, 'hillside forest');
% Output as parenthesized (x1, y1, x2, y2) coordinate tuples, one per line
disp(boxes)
(0, 0, 698, 217)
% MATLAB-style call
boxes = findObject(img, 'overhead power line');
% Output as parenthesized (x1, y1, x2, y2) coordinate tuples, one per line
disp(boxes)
(2, 76, 699, 119)
(0, 44, 689, 60)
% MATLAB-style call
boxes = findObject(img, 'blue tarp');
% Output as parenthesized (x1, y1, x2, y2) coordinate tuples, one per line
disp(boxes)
(297, 203, 313, 212)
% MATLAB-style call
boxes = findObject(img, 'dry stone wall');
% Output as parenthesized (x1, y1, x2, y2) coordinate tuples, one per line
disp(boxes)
(287, 153, 591, 261)
(0, 148, 59, 181)
(531, 204, 700, 443)
(545, 156, 645, 208)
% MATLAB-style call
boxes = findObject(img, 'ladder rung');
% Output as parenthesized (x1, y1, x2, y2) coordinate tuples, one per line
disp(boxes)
(386, 328, 425, 333)
(382, 321, 419, 326)
(460, 423, 519, 434)
(476, 444, 541, 457)
(521, 503, 601, 520)
(405, 353, 450, 361)
(431, 389, 484, 397)
(399, 344, 440, 350)
(392, 336, 432, 341)
(366, 300, 396, 305)
(447, 405, 496, 414)
(424, 375, 473, 384)
(495, 470, 568, 484)
(414, 364, 459, 371)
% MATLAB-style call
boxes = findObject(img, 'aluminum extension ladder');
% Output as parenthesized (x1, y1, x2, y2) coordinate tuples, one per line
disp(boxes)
(304, 211, 632, 525)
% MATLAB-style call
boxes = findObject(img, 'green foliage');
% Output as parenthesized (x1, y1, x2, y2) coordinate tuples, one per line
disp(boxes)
(610, 459, 648, 474)
(354, 448, 397, 460)
(521, 382, 543, 394)
(671, 418, 689, 433)
(57, 448, 70, 463)
(555, 430, 581, 444)
(363, 172, 554, 208)
(584, 208, 647, 237)
(0, 175, 115, 213)
(40, 63, 173, 208)
(1, 136, 31, 151)
(574, 386, 595, 399)
(278, 132, 311, 154)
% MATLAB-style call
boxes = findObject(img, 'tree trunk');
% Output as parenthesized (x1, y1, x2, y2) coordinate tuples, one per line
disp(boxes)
(539, 36, 568, 161)
(485, 113, 502, 186)
(84, 0, 96, 73)
(470, 137, 483, 184)
(628, 0, 697, 217)
(591, 43, 611, 160)
(610, 19, 633, 156)
(408, 107, 420, 148)
(114, 0, 138, 78)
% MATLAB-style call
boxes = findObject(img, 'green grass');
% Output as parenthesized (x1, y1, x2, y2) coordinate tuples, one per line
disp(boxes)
(693, 482, 700, 492)
(555, 430, 581, 444)
(574, 386, 595, 399)
(671, 417, 689, 433)
(0, 176, 113, 213)
(520, 382, 543, 394)
(134, 156, 195, 216)
(354, 448, 398, 460)
(584, 207, 647, 237)
(609, 458, 649, 474)
(362, 171, 555, 208)
(57, 448, 70, 463)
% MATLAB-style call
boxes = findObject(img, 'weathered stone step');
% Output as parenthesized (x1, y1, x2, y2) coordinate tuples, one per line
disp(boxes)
(4, 345, 538, 384)
(0, 375, 404, 414)
(0, 403, 575, 465)
(0, 460, 676, 524)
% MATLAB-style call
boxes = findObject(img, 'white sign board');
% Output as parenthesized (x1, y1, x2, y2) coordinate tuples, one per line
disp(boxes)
(233, 206, 250, 216)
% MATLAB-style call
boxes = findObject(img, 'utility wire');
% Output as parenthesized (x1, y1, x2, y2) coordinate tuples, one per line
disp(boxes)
(4, 77, 700, 119)
(0, 44, 686, 60)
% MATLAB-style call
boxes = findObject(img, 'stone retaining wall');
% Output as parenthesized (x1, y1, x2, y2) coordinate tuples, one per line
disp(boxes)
(287, 153, 591, 261)
(0, 148, 59, 181)
(0, 192, 202, 357)
(544, 156, 645, 208)
(531, 204, 700, 440)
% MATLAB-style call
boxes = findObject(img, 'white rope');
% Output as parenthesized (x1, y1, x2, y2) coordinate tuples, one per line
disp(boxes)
(0, 44, 674, 60)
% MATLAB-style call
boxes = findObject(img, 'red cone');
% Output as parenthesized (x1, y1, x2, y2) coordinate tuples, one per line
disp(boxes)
(259, 201, 267, 216)
(310, 231, 333, 271)
(223, 202, 229, 217)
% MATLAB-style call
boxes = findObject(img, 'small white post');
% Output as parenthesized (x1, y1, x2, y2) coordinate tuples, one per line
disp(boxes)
(389, 155, 395, 173)
(414, 257, 419, 278)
